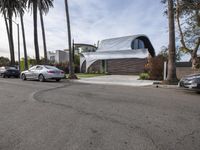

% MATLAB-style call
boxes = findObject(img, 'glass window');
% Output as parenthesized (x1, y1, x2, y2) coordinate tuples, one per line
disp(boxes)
(132, 39, 145, 49)
(44, 65, 58, 70)
(138, 40, 145, 49)
(36, 66, 43, 70)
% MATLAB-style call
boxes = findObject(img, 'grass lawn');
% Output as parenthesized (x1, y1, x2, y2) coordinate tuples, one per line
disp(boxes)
(66, 73, 106, 79)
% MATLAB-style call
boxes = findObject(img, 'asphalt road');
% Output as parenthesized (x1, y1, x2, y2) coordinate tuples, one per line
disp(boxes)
(0, 78, 199, 150)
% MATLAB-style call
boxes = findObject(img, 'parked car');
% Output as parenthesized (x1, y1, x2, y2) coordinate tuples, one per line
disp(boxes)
(21, 65, 65, 82)
(0, 66, 20, 78)
(178, 73, 200, 91)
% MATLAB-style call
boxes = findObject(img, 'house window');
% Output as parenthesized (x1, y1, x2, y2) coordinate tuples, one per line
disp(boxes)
(50, 56, 55, 61)
(132, 39, 145, 49)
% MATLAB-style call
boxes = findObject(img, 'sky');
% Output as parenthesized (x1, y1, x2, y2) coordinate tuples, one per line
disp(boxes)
(0, 0, 170, 60)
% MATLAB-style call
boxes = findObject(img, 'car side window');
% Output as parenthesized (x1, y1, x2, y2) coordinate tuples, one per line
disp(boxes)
(36, 66, 43, 70)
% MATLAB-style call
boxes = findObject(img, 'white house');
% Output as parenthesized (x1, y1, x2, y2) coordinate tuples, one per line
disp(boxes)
(47, 50, 69, 63)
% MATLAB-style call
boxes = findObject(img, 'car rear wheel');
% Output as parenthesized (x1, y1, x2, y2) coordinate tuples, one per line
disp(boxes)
(39, 74, 45, 82)
(21, 74, 26, 81)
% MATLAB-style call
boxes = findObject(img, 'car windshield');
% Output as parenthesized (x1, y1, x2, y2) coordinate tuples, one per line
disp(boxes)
(29, 66, 36, 71)
(44, 66, 58, 70)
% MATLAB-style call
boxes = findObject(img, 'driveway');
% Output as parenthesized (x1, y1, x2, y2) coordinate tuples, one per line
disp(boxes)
(76, 75, 156, 87)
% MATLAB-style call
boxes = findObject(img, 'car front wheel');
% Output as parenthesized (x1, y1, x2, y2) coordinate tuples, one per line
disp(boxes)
(21, 74, 26, 81)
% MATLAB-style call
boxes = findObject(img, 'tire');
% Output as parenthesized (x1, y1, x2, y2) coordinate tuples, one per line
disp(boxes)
(56, 79, 61, 82)
(2, 74, 6, 78)
(39, 74, 45, 82)
(21, 74, 27, 81)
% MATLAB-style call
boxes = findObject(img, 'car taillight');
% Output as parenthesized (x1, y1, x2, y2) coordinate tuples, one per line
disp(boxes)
(47, 71, 55, 74)
(61, 71, 64, 74)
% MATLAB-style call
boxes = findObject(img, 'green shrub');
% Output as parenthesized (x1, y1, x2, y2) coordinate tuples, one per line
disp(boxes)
(139, 73, 150, 80)
(0, 57, 10, 67)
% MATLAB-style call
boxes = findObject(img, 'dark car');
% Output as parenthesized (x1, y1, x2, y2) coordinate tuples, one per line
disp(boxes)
(0, 67, 20, 78)
(178, 73, 200, 91)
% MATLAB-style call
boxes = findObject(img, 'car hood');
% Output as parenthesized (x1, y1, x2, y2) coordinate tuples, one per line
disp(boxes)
(21, 70, 29, 74)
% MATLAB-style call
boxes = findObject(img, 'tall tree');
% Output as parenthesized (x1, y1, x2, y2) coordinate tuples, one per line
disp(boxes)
(64, 0, 77, 79)
(27, 0, 40, 64)
(176, 0, 200, 68)
(19, 0, 28, 70)
(166, 0, 178, 83)
(38, 0, 53, 63)
(0, 1, 11, 65)
(27, 0, 54, 64)
(0, 0, 21, 65)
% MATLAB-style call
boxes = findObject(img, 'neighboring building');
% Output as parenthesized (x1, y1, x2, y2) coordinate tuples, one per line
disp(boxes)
(47, 50, 69, 63)
(74, 43, 97, 54)
(47, 44, 96, 64)
(80, 34, 155, 75)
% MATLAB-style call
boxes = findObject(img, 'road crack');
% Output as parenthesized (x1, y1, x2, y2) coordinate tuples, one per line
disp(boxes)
(31, 82, 160, 150)
(174, 130, 200, 150)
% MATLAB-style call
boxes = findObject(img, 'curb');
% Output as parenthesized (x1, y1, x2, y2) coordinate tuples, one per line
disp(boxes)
(71, 79, 155, 87)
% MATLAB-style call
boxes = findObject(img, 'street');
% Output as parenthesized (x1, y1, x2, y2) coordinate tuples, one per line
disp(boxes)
(0, 78, 199, 150)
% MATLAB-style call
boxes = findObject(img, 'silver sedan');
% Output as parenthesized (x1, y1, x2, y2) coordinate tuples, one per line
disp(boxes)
(21, 65, 65, 82)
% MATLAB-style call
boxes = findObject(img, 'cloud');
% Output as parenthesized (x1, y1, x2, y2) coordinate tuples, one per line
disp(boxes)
(0, 0, 168, 60)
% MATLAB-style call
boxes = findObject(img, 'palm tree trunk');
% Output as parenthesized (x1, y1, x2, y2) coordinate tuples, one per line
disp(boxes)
(8, 12, 15, 65)
(64, 0, 77, 79)
(166, 0, 178, 84)
(33, 0, 40, 64)
(39, 8, 48, 63)
(3, 11, 12, 64)
(20, 12, 28, 70)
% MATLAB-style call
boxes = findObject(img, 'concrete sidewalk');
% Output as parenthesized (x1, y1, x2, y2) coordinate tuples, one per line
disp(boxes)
(75, 75, 157, 87)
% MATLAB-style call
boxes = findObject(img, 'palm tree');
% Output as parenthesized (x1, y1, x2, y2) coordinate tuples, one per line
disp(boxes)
(166, 0, 178, 84)
(64, 0, 77, 79)
(0, 1, 10, 58)
(19, 0, 28, 70)
(27, 0, 54, 64)
(0, 0, 21, 65)
(38, 0, 53, 63)
(27, 0, 40, 64)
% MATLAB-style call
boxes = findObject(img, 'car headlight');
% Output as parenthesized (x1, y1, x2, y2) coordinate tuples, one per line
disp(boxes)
(188, 80, 196, 84)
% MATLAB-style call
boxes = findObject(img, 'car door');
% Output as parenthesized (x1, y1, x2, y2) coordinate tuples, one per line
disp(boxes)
(26, 66, 36, 79)
(34, 66, 43, 79)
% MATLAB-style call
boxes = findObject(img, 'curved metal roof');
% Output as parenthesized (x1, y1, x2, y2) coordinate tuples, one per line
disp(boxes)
(80, 34, 155, 72)
(98, 34, 155, 57)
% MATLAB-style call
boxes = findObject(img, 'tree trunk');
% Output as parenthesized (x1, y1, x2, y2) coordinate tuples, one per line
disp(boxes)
(191, 37, 200, 69)
(33, 0, 40, 64)
(166, 0, 178, 84)
(8, 12, 15, 65)
(3, 11, 12, 65)
(191, 55, 197, 69)
(64, 0, 77, 79)
(20, 12, 28, 70)
(39, 9, 48, 63)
